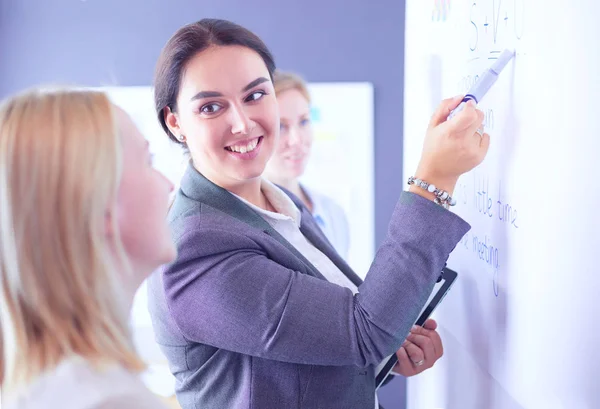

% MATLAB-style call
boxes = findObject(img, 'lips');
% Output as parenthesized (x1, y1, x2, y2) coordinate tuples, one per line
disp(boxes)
(225, 136, 262, 154)
(224, 136, 263, 160)
(284, 151, 307, 163)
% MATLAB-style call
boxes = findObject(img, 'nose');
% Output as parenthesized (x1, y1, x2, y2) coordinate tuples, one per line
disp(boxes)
(230, 103, 254, 135)
(287, 127, 301, 147)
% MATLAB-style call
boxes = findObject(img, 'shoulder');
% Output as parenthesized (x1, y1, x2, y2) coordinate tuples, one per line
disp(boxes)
(301, 186, 343, 212)
(4, 358, 158, 409)
(90, 391, 167, 409)
(306, 188, 348, 225)
(162, 205, 277, 270)
(318, 193, 346, 215)
(168, 199, 258, 244)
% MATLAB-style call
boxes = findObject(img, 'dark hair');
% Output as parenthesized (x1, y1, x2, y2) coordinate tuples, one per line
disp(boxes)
(154, 19, 276, 143)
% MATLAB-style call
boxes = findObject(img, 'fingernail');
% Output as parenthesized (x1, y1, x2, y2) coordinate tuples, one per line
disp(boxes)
(467, 100, 477, 107)
(412, 325, 419, 331)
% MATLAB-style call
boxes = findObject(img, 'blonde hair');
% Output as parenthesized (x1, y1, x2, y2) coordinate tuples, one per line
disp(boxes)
(0, 88, 144, 393)
(273, 70, 311, 103)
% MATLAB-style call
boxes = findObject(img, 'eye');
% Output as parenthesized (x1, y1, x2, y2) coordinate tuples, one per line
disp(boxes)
(300, 118, 311, 127)
(279, 123, 289, 133)
(200, 103, 223, 114)
(245, 90, 266, 102)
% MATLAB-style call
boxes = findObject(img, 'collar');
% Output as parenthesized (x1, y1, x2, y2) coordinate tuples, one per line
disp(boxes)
(230, 179, 302, 227)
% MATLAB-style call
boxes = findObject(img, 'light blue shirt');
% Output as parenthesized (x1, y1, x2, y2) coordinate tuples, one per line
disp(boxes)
(302, 185, 350, 261)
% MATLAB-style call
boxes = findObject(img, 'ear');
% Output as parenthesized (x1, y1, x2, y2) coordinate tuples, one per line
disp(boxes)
(164, 106, 182, 139)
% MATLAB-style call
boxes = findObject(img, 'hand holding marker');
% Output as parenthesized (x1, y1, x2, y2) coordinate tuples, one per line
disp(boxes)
(448, 49, 515, 124)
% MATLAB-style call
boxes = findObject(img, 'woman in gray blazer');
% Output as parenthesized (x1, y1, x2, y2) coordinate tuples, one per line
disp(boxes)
(147, 19, 489, 409)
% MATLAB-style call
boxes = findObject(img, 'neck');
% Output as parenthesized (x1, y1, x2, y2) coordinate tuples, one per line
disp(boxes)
(195, 162, 269, 210)
(109, 246, 143, 311)
(119, 264, 144, 312)
(226, 177, 266, 209)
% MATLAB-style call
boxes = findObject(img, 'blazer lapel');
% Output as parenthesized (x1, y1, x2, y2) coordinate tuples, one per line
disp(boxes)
(179, 164, 327, 281)
(297, 207, 364, 287)
(279, 187, 365, 287)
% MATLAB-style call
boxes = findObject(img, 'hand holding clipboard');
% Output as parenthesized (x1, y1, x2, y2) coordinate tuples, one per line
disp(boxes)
(375, 266, 458, 389)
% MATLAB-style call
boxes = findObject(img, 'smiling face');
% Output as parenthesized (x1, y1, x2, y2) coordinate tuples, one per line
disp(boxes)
(164, 45, 279, 191)
(266, 88, 313, 181)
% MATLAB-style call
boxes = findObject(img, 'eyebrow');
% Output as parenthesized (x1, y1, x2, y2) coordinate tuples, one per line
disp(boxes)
(190, 77, 270, 101)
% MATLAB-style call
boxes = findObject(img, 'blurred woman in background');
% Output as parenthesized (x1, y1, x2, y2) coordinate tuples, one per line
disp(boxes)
(0, 88, 175, 409)
(264, 70, 351, 259)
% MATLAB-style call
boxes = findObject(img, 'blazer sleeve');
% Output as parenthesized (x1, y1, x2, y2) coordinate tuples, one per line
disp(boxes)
(162, 191, 469, 367)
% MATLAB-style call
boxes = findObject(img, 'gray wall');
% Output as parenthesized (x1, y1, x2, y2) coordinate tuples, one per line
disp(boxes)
(0, 0, 407, 407)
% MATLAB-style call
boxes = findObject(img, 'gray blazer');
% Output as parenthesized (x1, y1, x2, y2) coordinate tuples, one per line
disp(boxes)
(147, 165, 470, 409)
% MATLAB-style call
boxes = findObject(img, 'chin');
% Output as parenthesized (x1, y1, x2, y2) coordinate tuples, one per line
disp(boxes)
(162, 244, 178, 265)
(146, 244, 178, 274)
(286, 166, 305, 180)
(237, 164, 268, 181)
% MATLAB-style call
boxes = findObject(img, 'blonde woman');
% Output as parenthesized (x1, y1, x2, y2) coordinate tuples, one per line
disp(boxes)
(264, 70, 351, 259)
(0, 88, 176, 409)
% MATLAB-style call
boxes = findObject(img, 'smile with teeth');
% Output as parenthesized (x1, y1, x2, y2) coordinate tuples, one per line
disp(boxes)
(225, 137, 261, 154)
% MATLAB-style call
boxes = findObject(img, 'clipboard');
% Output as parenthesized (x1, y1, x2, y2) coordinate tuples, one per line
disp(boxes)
(374, 266, 458, 389)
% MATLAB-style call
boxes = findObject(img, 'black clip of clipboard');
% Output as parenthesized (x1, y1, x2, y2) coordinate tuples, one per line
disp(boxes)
(374, 266, 458, 389)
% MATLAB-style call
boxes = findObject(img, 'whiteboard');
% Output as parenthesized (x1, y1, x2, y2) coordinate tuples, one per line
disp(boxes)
(403, 1, 600, 408)
(101, 82, 374, 395)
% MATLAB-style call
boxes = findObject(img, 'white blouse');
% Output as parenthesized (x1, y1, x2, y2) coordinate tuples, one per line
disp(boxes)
(3, 356, 167, 409)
